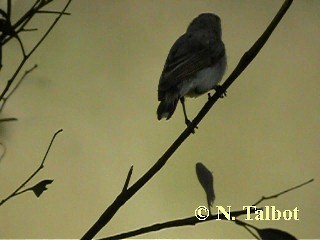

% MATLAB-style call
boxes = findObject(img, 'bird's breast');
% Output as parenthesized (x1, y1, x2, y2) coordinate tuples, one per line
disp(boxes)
(182, 55, 227, 98)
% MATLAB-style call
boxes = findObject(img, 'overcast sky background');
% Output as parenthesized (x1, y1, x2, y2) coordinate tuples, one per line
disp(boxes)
(0, 0, 319, 239)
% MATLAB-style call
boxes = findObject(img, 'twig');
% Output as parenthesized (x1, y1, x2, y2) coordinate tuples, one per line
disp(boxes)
(122, 165, 133, 192)
(253, 178, 314, 206)
(235, 219, 260, 239)
(1, 0, 50, 45)
(0, 0, 73, 101)
(15, 34, 27, 57)
(0, 9, 8, 19)
(81, 1, 293, 239)
(7, 0, 11, 20)
(37, 10, 71, 15)
(0, 64, 38, 113)
(0, 142, 6, 161)
(0, 129, 63, 206)
(102, 177, 311, 239)
(0, 117, 17, 122)
(99, 208, 260, 240)
(21, 28, 38, 32)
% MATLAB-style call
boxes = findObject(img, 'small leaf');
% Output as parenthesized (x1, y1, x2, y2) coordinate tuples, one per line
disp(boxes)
(257, 228, 298, 240)
(196, 162, 215, 207)
(31, 179, 54, 198)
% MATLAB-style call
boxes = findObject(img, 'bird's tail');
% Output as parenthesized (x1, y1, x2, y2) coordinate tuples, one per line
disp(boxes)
(157, 99, 178, 120)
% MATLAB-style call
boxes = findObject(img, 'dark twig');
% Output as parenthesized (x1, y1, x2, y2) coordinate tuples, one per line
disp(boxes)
(37, 10, 71, 15)
(0, 129, 63, 206)
(0, 117, 17, 122)
(122, 165, 133, 192)
(1, 0, 51, 45)
(21, 28, 38, 32)
(7, 0, 12, 20)
(102, 177, 310, 239)
(253, 178, 314, 206)
(81, 1, 293, 239)
(235, 219, 260, 239)
(0, 64, 38, 112)
(99, 208, 260, 240)
(0, 142, 6, 161)
(0, 0, 73, 101)
(15, 34, 26, 57)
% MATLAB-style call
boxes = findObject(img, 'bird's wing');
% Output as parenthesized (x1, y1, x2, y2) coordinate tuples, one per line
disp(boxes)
(158, 31, 224, 100)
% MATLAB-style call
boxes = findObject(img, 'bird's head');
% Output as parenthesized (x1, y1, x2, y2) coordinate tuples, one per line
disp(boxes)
(187, 13, 222, 36)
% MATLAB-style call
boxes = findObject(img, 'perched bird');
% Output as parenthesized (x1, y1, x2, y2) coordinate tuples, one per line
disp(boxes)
(157, 13, 227, 126)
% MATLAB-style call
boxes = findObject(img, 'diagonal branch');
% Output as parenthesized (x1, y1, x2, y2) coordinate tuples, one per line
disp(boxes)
(122, 165, 133, 192)
(1, 1, 45, 44)
(0, 129, 63, 206)
(234, 219, 260, 239)
(37, 10, 71, 15)
(102, 178, 311, 239)
(98, 208, 260, 240)
(0, 64, 38, 113)
(0, 117, 17, 122)
(253, 178, 314, 206)
(0, 0, 73, 101)
(1, 0, 53, 45)
(0, 142, 6, 161)
(81, 0, 293, 239)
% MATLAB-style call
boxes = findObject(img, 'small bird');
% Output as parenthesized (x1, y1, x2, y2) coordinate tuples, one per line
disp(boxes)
(157, 13, 227, 127)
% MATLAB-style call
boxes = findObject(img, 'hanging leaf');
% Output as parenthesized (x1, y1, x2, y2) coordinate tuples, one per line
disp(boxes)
(195, 162, 215, 208)
(257, 228, 298, 240)
(30, 179, 54, 198)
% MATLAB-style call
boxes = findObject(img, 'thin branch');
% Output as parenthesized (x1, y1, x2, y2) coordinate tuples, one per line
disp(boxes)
(244, 225, 260, 239)
(0, 142, 6, 161)
(253, 178, 314, 206)
(6, 64, 38, 99)
(0, 64, 38, 113)
(122, 165, 133, 192)
(81, 1, 293, 239)
(15, 34, 26, 57)
(235, 219, 260, 239)
(21, 28, 38, 32)
(0, 129, 63, 206)
(99, 208, 260, 240)
(24, 2, 71, 59)
(0, 0, 73, 101)
(37, 10, 71, 15)
(1, 0, 44, 44)
(7, 0, 11, 20)
(102, 176, 310, 239)
(0, 117, 17, 122)
(0, 9, 8, 19)
(9, 186, 31, 197)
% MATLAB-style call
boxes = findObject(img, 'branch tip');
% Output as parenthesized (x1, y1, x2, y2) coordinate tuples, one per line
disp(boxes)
(122, 165, 134, 192)
(253, 178, 314, 206)
(0, 129, 63, 206)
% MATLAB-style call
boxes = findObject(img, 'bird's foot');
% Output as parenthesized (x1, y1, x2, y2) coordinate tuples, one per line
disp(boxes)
(185, 119, 198, 134)
(214, 85, 227, 98)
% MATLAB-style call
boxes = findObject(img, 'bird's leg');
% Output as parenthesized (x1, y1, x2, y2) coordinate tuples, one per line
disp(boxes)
(213, 85, 227, 98)
(180, 97, 198, 133)
(180, 97, 190, 125)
